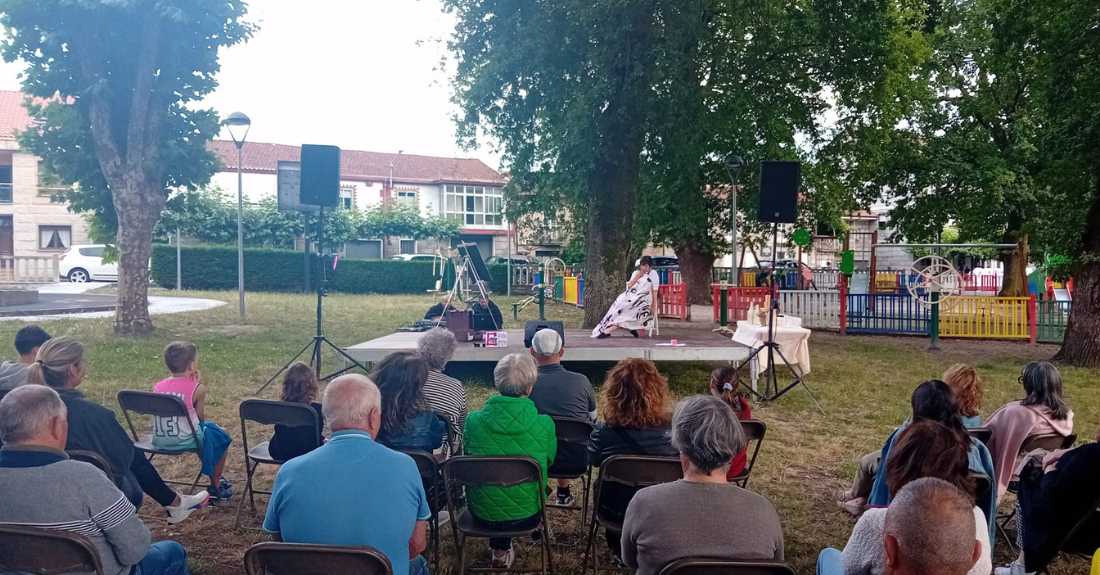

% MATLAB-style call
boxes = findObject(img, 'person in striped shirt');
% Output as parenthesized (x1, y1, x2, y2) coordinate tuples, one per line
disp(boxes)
(0, 385, 189, 575)
(417, 328, 468, 456)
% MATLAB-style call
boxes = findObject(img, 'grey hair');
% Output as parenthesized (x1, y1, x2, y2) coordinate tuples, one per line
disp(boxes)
(493, 353, 537, 397)
(671, 395, 745, 473)
(417, 328, 457, 371)
(0, 384, 67, 444)
(323, 374, 381, 430)
(885, 477, 978, 575)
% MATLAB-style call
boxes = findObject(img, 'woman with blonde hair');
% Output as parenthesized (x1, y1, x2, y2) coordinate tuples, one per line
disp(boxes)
(27, 337, 209, 524)
(588, 358, 678, 561)
(943, 364, 984, 427)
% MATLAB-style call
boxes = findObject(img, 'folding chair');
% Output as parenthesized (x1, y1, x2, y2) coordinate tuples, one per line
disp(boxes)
(398, 449, 443, 572)
(547, 417, 595, 531)
(972, 472, 993, 507)
(967, 427, 992, 447)
(0, 524, 105, 575)
(244, 541, 393, 575)
(583, 455, 684, 575)
(234, 399, 322, 528)
(728, 419, 766, 488)
(66, 449, 115, 483)
(649, 292, 660, 337)
(998, 433, 1078, 548)
(659, 558, 797, 575)
(442, 455, 553, 575)
(117, 390, 204, 493)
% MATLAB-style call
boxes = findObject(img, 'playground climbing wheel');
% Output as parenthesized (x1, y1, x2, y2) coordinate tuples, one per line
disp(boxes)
(906, 255, 963, 310)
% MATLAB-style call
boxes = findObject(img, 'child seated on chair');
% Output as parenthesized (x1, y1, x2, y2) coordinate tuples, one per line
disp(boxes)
(151, 341, 234, 501)
(709, 365, 752, 480)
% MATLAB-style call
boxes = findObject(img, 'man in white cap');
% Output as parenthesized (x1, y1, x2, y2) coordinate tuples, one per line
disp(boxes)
(527, 328, 596, 506)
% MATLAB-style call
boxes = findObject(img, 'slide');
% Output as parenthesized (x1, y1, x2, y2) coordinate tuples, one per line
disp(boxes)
(1054, 288, 1072, 302)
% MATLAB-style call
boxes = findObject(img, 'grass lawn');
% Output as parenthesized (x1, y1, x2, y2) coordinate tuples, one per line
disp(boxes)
(3, 287, 1096, 575)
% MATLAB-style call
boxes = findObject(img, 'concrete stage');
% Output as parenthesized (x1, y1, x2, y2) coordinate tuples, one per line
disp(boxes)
(345, 328, 750, 365)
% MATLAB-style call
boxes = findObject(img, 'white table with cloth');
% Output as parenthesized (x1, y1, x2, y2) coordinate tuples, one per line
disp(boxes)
(731, 318, 811, 392)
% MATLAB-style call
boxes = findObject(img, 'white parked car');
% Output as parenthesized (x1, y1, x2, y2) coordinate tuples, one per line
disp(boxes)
(390, 254, 448, 263)
(59, 244, 118, 282)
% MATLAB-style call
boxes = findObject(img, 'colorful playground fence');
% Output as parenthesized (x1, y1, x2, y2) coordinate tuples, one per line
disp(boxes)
(658, 283, 690, 320)
(712, 285, 771, 323)
(777, 290, 842, 329)
(939, 296, 1034, 340)
(563, 276, 580, 305)
(846, 293, 931, 335)
(1036, 299, 1070, 343)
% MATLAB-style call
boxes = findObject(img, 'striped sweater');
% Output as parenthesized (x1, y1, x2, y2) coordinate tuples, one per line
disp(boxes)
(0, 446, 151, 575)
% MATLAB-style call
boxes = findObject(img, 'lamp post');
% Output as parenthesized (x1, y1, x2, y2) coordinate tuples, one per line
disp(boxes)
(724, 154, 744, 286)
(225, 111, 251, 318)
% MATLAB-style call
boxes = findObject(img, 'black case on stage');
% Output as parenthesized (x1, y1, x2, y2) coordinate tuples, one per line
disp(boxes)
(524, 320, 565, 349)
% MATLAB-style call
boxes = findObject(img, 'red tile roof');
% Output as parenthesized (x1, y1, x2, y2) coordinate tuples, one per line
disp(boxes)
(0, 90, 35, 140)
(208, 140, 506, 186)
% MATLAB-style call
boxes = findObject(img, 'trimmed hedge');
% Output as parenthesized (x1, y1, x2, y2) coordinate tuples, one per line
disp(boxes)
(152, 244, 440, 294)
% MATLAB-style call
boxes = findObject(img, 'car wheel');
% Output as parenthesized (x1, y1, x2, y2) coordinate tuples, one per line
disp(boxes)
(68, 268, 90, 283)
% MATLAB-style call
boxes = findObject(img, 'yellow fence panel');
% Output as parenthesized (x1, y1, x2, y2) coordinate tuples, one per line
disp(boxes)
(875, 272, 898, 293)
(563, 276, 579, 305)
(940, 297, 1031, 339)
(741, 271, 757, 286)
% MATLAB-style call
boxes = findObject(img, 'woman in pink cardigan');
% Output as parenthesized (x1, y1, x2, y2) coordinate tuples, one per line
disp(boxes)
(985, 361, 1074, 502)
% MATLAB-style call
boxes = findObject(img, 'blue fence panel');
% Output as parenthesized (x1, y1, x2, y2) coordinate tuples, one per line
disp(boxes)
(578, 278, 585, 308)
(846, 293, 930, 334)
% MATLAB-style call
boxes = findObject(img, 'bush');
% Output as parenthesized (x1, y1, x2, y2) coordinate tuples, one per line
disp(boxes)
(152, 244, 441, 294)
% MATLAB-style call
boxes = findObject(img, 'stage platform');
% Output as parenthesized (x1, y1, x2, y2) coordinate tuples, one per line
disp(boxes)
(345, 328, 750, 365)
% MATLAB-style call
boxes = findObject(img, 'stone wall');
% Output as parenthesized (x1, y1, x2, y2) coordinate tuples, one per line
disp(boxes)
(0, 144, 90, 257)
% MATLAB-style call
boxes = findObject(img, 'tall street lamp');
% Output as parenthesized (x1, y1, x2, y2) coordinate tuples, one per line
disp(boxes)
(225, 111, 251, 318)
(724, 154, 744, 286)
(388, 150, 404, 195)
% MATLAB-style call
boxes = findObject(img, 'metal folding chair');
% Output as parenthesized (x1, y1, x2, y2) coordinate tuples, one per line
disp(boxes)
(967, 427, 992, 447)
(583, 455, 684, 575)
(398, 449, 443, 573)
(547, 417, 595, 531)
(66, 449, 115, 484)
(235, 399, 322, 528)
(728, 419, 766, 488)
(998, 433, 1078, 548)
(659, 558, 797, 575)
(0, 524, 105, 575)
(442, 455, 553, 575)
(117, 390, 204, 493)
(244, 541, 393, 575)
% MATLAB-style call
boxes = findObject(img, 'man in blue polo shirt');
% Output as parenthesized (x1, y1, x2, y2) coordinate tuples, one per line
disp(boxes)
(264, 374, 430, 575)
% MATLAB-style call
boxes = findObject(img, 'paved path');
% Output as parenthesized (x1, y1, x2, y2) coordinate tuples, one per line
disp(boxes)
(0, 282, 225, 322)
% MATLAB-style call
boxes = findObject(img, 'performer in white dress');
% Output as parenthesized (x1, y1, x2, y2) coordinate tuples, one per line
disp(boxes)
(592, 256, 661, 339)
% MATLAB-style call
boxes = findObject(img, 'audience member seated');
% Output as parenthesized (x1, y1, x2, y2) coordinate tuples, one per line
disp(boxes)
(373, 351, 446, 453)
(268, 362, 325, 462)
(817, 420, 990, 575)
(588, 358, 678, 560)
(985, 361, 1074, 501)
(151, 341, 234, 501)
(471, 292, 504, 329)
(838, 365, 985, 515)
(868, 380, 996, 541)
(944, 364, 984, 427)
(883, 478, 983, 575)
(527, 328, 597, 506)
(26, 337, 209, 524)
(264, 374, 430, 575)
(417, 328, 468, 456)
(0, 385, 190, 575)
(709, 365, 752, 479)
(425, 295, 458, 321)
(463, 353, 556, 569)
(621, 395, 784, 575)
(997, 426, 1100, 575)
(0, 325, 50, 390)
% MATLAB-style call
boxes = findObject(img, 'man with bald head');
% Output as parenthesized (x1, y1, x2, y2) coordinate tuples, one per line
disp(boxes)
(884, 478, 983, 575)
(264, 373, 431, 575)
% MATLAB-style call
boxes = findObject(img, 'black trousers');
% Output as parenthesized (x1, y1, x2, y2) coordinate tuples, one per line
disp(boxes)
(130, 452, 178, 508)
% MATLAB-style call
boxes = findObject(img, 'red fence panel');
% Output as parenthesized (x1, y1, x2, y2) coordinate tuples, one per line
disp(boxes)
(712, 285, 771, 323)
(658, 284, 690, 320)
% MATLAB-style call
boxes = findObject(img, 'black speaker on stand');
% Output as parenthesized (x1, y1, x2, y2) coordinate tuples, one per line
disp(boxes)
(256, 144, 370, 394)
(738, 160, 823, 412)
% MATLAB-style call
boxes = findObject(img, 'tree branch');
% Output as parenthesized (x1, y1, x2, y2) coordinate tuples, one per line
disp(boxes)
(74, 27, 124, 187)
(127, 4, 162, 169)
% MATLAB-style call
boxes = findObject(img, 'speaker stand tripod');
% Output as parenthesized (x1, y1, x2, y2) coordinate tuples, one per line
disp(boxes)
(255, 204, 369, 395)
(736, 221, 825, 414)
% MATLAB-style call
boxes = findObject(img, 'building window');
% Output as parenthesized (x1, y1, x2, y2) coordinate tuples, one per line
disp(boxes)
(400, 239, 416, 254)
(445, 185, 503, 226)
(339, 188, 354, 210)
(0, 165, 11, 204)
(39, 225, 72, 250)
(396, 190, 417, 208)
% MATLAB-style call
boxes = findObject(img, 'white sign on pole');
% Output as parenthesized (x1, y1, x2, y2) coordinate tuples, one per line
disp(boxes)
(276, 161, 318, 212)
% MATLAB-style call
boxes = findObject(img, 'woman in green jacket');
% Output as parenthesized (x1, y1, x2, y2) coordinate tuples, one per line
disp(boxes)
(464, 353, 557, 568)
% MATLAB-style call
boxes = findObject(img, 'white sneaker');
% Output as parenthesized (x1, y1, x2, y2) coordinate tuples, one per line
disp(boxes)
(995, 562, 1031, 575)
(436, 510, 450, 527)
(491, 548, 515, 569)
(166, 491, 210, 524)
(838, 496, 866, 516)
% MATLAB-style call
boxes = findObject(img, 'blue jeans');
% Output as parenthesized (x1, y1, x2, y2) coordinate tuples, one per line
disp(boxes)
(410, 554, 430, 575)
(133, 541, 189, 575)
(817, 548, 843, 575)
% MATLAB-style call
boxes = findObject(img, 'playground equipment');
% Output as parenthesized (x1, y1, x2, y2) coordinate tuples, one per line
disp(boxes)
(906, 255, 963, 309)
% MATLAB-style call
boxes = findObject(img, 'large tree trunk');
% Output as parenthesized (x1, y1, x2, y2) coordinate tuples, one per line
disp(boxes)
(1055, 179, 1100, 366)
(582, 159, 645, 329)
(998, 231, 1030, 298)
(674, 239, 715, 305)
(113, 180, 165, 334)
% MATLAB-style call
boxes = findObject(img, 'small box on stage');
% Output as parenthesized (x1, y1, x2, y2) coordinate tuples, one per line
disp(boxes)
(446, 310, 477, 342)
(485, 331, 508, 347)
(524, 320, 565, 348)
